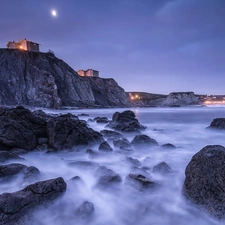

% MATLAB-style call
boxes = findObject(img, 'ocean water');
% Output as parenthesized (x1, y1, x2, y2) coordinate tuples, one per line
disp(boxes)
(1, 106, 225, 225)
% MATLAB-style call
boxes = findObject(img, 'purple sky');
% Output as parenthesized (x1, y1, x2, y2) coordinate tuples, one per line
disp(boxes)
(0, 0, 225, 94)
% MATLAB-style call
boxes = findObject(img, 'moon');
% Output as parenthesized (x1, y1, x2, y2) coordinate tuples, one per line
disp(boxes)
(51, 10, 57, 17)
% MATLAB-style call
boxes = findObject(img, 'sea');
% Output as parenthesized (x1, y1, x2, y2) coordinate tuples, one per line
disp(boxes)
(1, 106, 225, 225)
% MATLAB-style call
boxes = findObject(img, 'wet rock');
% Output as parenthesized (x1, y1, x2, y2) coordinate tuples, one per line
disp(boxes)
(47, 114, 103, 150)
(161, 143, 176, 149)
(95, 166, 122, 188)
(98, 141, 113, 152)
(76, 201, 95, 221)
(94, 117, 109, 123)
(125, 174, 156, 191)
(208, 118, 225, 130)
(23, 166, 40, 184)
(126, 157, 142, 167)
(0, 177, 66, 225)
(183, 145, 225, 219)
(0, 106, 47, 150)
(100, 129, 123, 139)
(131, 134, 158, 147)
(10, 148, 28, 155)
(0, 151, 23, 163)
(78, 113, 89, 117)
(153, 162, 171, 173)
(107, 110, 146, 132)
(0, 163, 27, 180)
(113, 138, 132, 150)
(69, 161, 99, 170)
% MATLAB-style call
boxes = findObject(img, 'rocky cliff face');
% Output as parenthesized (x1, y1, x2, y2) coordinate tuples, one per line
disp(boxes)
(0, 49, 130, 108)
(162, 92, 199, 106)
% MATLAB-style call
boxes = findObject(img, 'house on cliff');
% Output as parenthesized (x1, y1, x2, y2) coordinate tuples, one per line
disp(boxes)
(6, 39, 40, 52)
(77, 69, 99, 77)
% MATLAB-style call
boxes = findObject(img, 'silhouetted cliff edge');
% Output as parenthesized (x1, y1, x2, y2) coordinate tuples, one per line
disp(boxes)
(0, 49, 130, 108)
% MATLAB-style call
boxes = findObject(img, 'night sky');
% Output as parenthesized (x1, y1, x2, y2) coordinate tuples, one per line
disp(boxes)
(0, 0, 225, 95)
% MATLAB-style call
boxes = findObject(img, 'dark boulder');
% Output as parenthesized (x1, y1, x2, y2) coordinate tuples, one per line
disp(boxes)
(153, 162, 171, 173)
(47, 114, 103, 150)
(0, 106, 47, 150)
(131, 134, 158, 147)
(0, 177, 66, 225)
(107, 110, 146, 132)
(161, 143, 176, 149)
(183, 145, 225, 219)
(23, 166, 40, 184)
(0, 151, 23, 163)
(0, 163, 27, 179)
(125, 174, 156, 191)
(94, 117, 109, 123)
(100, 129, 123, 139)
(95, 166, 122, 188)
(126, 157, 142, 167)
(208, 118, 225, 130)
(98, 141, 113, 152)
(76, 201, 95, 221)
(113, 138, 132, 150)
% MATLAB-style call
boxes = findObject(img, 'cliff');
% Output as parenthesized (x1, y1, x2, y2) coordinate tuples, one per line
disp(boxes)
(162, 92, 199, 106)
(0, 49, 130, 108)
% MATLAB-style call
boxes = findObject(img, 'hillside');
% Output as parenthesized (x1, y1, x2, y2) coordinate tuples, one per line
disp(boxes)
(0, 49, 130, 108)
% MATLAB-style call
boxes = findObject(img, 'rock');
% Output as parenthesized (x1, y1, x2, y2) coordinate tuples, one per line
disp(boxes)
(78, 114, 89, 117)
(10, 148, 28, 155)
(161, 143, 176, 149)
(47, 114, 103, 150)
(107, 110, 146, 132)
(95, 166, 122, 188)
(69, 161, 99, 170)
(94, 117, 109, 123)
(162, 92, 199, 106)
(23, 166, 40, 184)
(0, 163, 27, 179)
(0, 177, 66, 225)
(100, 129, 123, 139)
(126, 157, 142, 167)
(113, 138, 132, 150)
(98, 141, 113, 152)
(76, 201, 95, 221)
(86, 149, 100, 158)
(131, 134, 158, 147)
(125, 174, 156, 191)
(208, 118, 225, 130)
(0, 49, 130, 108)
(183, 145, 225, 219)
(153, 162, 171, 173)
(0, 151, 23, 163)
(0, 106, 47, 150)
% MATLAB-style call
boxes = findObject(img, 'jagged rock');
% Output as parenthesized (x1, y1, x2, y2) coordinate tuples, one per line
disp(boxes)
(100, 130, 123, 139)
(47, 114, 103, 150)
(162, 92, 199, 106)
(183, 145, 225, 219)
(0, 177, 66, 225)
(113, 138, 132, 150)
(131, 134, 158, 147)
(0, 151, 23, 163)
(98, 141, 113, 152)
(208, 118, 225, 130)
(125, 174, 156, 191)
(107, 110, 146, 132)
(0, 49, 130, 108)
(76, 201, 95, 221)
(126, 157, 142, 167)
(94, 117, 109, 123)
(153, 162, 171, 173)
(95, 166, 122, 188)
(0, 106, 47, 150)
(161, 143, 176, 149)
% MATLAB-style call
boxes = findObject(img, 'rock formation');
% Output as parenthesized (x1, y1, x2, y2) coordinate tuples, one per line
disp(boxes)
(208, 118, 225, 130)
(183, 145, 225, 219)
(0, 49, 130, 108)
(162, 92, 199, 106)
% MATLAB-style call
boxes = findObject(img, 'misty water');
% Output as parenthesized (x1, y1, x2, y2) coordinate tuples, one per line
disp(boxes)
(1, 106, 225, 225)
